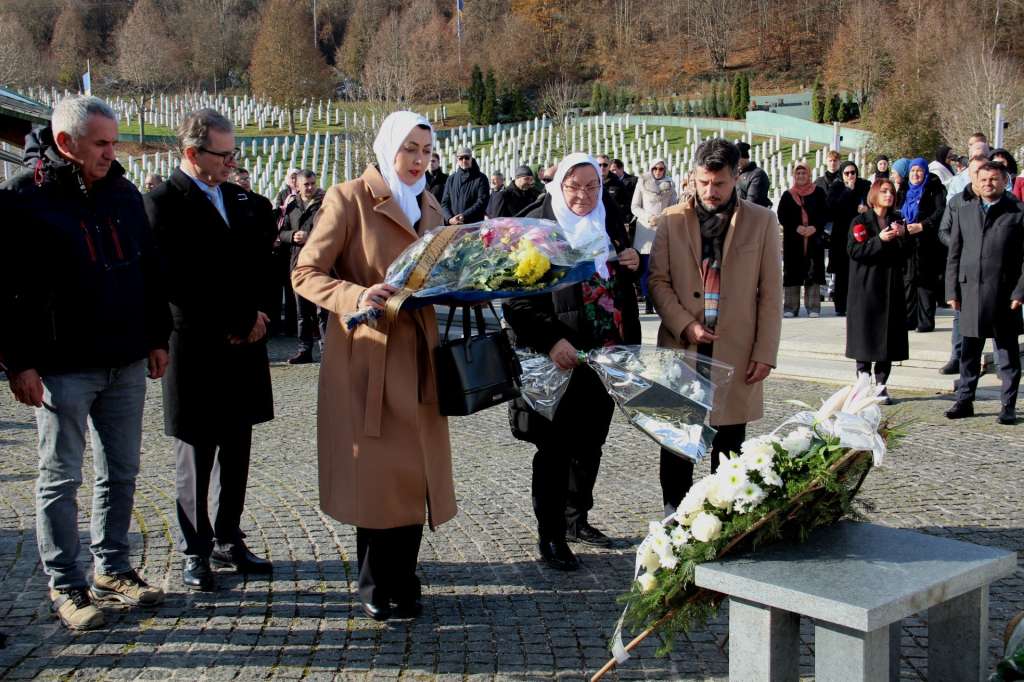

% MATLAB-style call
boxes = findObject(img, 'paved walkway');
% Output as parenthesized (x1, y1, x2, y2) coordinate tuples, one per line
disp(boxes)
(0, 337, 1021, 680)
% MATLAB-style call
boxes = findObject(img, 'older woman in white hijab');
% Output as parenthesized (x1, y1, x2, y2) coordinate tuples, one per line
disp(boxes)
(503, 153, 641, 572)
(631, 158, 678, 313)
(291, 111, 455, 623)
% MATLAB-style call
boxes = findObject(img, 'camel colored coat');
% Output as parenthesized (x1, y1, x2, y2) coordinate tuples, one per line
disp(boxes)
(291, 166, 456, 530)
(648, 197, 783, 426)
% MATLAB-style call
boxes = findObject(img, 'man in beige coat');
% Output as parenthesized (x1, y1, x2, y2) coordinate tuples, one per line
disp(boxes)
(648, 138, 783, 515)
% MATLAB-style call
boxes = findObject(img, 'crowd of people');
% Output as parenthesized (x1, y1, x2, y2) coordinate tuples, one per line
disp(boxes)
(1, 93, 1022, 633)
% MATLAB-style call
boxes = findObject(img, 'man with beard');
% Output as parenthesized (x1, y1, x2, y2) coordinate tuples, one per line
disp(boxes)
(442, 146, 489, 224)
(280, 169, 327, 364)
(647, 138, 782, 515)
(491, 165, 540, 218)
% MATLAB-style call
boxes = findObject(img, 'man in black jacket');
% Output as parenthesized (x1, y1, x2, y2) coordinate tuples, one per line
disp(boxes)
(1, 95, 171, 630)
(815, 150, 842, 193)
(610, 158, 637, 227)
(145, 108, 275, 591)
(232, 168, 281, 341)
(736, 141, 772, 208)
(442, 146, 489, 224)
(425, 152, 447, 203)
(491, 165, 540, 218)
(945, 161, 1024, 425)
(280, 169, 327, 364)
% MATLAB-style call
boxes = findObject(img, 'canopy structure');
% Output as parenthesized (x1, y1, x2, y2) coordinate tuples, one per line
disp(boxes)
(0, 87, 50, 147)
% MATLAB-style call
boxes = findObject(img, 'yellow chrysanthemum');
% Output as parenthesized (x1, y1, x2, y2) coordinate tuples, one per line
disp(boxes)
(512, 241, 551, 285)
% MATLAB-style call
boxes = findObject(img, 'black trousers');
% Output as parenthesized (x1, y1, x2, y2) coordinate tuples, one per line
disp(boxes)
(356, 525, 423, 607)
(905, 278, 937, 331)
(532, 366, 614, 542)
(269, 250, 296, 336)
(855, 360, 892, 386)
(957, 332, 1021, 408)
(832, 263, 849, 315)
(660, 423, 747, 510)
(295, 292, 329, 353)
(174, 427, 253, 558)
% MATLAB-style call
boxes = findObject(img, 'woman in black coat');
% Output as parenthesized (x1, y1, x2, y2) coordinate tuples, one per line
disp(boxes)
(503, 153, 640, 572)
(827, 161, 872, 316)
(895, 158, 947, 332)
(846, 178, 910, 403)
(777, 161, 829, 317)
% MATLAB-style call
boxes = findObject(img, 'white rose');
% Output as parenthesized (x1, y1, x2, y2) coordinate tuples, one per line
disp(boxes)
(706, 478, 734, 510)
(677, 489, 706, 516)
(691, 512, 723, 543)
(781, 427, 813, 455)
(637, 572, 657, 592)
(641, 547, 661, 573)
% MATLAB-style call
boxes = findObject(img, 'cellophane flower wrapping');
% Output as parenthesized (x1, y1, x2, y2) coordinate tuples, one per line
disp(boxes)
(518, 346, 734, 462)
(344, 217, 607, 329)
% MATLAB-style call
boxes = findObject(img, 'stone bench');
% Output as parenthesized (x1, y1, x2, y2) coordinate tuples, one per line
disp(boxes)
(693, 521, 1017, 682)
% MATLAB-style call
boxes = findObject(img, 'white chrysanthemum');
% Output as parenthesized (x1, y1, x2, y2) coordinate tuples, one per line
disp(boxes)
(734, 481, 766, 513)
(720, 453, 745, 475)
(781, 427, 813, 455)
(670, 526, 691, 547)
(650, 532, 671, 558)
(739, 446, 774, 474)
(649, 521, 667, 537)
(637, 572, 657, 592)
(641, 547, 661, 573)
(706, 477, 736, 510)
(657, 546, 679, 570)
(761, 468, 784, 488)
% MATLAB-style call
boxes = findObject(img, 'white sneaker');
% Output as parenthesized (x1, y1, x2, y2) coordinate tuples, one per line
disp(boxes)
(809, 312, 820, 318)
(783, 311, 795, 318)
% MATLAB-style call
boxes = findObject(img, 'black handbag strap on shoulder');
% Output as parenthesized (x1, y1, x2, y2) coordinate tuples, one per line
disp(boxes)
(441, 303, 499, 343)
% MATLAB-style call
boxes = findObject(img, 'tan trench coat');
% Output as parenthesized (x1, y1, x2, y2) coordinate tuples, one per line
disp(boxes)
(291, 166, 457, 530)
(648, 197, 783, 426)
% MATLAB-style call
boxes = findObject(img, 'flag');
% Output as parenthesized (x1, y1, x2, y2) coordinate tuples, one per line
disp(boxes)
(82, 59, 91, 96)
(456, 0, 463, 41)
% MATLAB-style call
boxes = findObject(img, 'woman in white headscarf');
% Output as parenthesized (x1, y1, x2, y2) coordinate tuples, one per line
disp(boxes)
(504, 153, 641, 572)
(631, 158, 678, 313)
(291, 111, 455, 623)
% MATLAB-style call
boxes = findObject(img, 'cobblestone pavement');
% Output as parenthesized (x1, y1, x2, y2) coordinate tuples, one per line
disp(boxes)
(1, 337, 1021, 681)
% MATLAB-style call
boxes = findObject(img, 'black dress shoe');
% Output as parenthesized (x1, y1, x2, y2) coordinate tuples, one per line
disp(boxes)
(183, 556, 216, 591)
(939, 359, 960, 375)
(287, 351, 314, 365)
(998, 405, 1017, 425)
(211, 544, 273, 574)
(538, 540, 579, 571)
(360, 600, 391, 621)
(392, 598, 423, 618)
(945, 401, 974, 419)
(916, 326, 934, 333)
(566, 522, 612, 547)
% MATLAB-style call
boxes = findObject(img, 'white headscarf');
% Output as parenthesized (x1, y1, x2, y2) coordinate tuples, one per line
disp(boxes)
(549, 152, 613, 277)
(373, 111, 432, 228)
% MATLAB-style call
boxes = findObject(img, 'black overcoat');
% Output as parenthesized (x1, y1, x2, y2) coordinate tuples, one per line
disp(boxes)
(777, 186, 829, 286)
(944, 192, 1024, 339)
(896, 173, 947, 286)
(845, 211, 910, 362)
(828, 178, 872, 276)
(144, 169, 274, 442)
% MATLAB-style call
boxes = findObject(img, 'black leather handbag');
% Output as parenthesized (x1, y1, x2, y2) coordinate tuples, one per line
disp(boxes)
(434, 304, 522, 416)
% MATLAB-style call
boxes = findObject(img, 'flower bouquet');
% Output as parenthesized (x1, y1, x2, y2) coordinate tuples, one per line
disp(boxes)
(592, 374, 902, 681)
(519, 346, 733, 462)
(344, 217, 608, 329)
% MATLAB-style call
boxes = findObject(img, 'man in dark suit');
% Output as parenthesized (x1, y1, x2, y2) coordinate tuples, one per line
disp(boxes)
(945, 161, 1024, 425)
(144, 108, 275, 591)
(279, 169, 326, 364)
(425, 152, 447, 203)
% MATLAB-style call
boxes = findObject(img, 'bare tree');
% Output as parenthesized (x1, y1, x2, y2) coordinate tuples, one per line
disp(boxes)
(0, 13, 41, 88)
(361, 12, 413, 105)
(935, 49, 1024, 150)
(693, 0, 731, 70)
(178, 0, 253, 91)
(49, 3, 96, 88)
(823, 0, 893, 107)
(538, 76, 583, 141)
(116, 0, 186, 141)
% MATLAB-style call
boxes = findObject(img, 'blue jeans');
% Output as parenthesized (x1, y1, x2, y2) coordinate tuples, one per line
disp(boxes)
(639, 254, 651, 299)
(35, 360, 147, 589)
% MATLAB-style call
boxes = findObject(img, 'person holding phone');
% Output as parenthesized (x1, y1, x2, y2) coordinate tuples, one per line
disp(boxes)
(845, 178, 910, 404)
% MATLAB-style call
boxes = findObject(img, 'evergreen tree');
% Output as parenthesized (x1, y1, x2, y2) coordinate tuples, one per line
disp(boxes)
(511, 88, 532, 120)
(684, 99, 693, 117)
(590, 83, 601, 112)
(710, 82, 719, 117)
(731, 73, 743, 119)
(718, 80, 730, 118)
(740, 73, 751, 116)
(827, 92, 842, 123)
(482, 69, 497, 124)
(467, 65, 484, 123)
(841, 91, 858, 122)
(811, 76, 825, 123)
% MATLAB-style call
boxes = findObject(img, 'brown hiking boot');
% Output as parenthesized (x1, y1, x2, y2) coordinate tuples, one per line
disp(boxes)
(90, 569, 165, 607)
(50, 587, 105, 631)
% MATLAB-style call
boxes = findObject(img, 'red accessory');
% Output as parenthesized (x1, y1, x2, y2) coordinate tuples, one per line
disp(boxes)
(853, 223, 868, 243)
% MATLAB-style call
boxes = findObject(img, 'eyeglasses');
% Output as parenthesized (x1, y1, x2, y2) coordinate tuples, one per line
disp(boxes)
(598, 162, 609, 167)
(843, 170, 858, 175)
(562, 182, 601, 196)
(539, 176, 553, 183)
(457, 155, 471, 161)
(653, 166, 666, 171)
(199, 146, 241, 162)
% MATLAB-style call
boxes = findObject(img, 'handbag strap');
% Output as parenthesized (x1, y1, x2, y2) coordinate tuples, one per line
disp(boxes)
(442, 304, 458, 342)
(384, 225, 463, 327)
